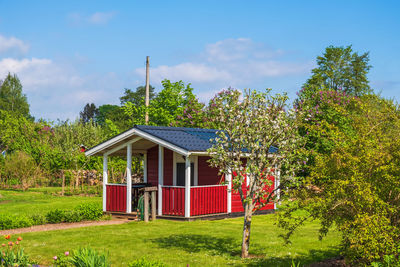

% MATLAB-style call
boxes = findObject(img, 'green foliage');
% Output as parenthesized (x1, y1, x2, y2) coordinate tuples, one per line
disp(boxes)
(1, 151, 45, 190)
(74, 203, 103, 221)
(46, 209, 66, 224)
(0, 73, 30, 119)
(123, 79, 205, 127)
(128, 257, 165, 267)
(281, 94, 400, 265)
(120, 85, 155, 105)
(0, 236, 31, 267)
(79, 103, 99, 124)
(69, 247, 110, 267)
(0, 214, 33, 230)
(301, 45, 371, 97)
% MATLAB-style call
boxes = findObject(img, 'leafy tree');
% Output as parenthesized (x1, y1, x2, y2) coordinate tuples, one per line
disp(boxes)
(0, 73, 30, 118)
(79, 103, 99, 124)
(119, 85, 155, 106)
(298, 45, 371, 106)
(96, 104, 131, 134)
(279, 94, 400, 265)
(124, 79, 204, 127)
(207, 88, 304, 258)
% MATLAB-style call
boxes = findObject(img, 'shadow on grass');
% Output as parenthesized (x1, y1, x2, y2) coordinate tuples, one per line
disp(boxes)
(151, 234, 340, 266)
(243, 247, 341, 267)
(151, 234, 241, 256)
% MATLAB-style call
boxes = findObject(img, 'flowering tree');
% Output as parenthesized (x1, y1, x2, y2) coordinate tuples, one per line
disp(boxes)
(207, 88, 304, 258)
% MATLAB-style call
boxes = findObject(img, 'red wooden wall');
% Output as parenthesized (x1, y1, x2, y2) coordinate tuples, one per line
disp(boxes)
(106, 185, 127, 212)
(162, 187, 185, 216)
(198, 156, 221, 185)
(163, 148, 173, 186)
(147, 145, 158, 186)
(231, 174, 275, 212)
(191, 186, 227, 215)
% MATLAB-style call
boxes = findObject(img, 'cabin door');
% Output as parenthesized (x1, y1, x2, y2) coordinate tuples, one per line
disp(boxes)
(176, 163, 194, 186)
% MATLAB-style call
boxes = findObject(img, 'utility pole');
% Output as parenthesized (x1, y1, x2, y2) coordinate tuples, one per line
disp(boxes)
(145, 56, 150, 124)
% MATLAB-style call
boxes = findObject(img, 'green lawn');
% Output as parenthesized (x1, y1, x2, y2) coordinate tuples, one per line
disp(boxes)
(0, 188, 101, 216)
(19, 214, 340, 266)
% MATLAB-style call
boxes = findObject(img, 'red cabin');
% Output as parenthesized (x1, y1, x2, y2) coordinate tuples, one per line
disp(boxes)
(85, 125, 278, 219)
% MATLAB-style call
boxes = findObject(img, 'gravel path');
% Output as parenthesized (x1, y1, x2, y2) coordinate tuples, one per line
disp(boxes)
(0, 219, 130, 235)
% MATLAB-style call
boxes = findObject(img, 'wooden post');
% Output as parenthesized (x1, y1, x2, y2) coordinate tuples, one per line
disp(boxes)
(145, 56, 150, 124)
(103, 154, 108, 212)
(144, 191, 149, 222)
(126, 144, 132, 213)
(184, 156, 191, 218)
(151, 190, 156, 221)
(158, 146, 164, 215)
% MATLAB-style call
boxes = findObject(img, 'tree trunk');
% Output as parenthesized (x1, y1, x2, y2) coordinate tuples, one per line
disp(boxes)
(241, 204, 252, 258)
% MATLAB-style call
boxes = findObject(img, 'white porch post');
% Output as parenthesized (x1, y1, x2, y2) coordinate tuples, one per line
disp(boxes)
(126, 144, 132, 213)
(184, 156, 191, 218)
(102, 154, 108, 212)
(158, 146, 164, 215)
(226, 170, 232, 213)
(143, 153, 147, 183)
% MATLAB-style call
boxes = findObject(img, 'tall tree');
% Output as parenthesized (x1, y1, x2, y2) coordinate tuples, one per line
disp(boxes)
(300, 45, 371, 99)
(207, 88, 304, 258)
(0, 73, 30, 118)
(79, 103, 99, 123)
(119, 85, 155, 106)
(123, 79, 204, 127)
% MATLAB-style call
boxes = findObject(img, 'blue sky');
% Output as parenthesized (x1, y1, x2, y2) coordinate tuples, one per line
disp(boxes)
(0, 0, 399, 120)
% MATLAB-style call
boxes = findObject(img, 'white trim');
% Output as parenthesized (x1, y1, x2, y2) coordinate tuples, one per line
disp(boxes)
(158, 145, 164, 215)
(190, 184, 226, 188)
(193, 155, 198, 186)
(102, 154, 108, 212)
(106, 183, 127, 186)
(126, 143, 132, 213)
(276, 168, 281, 209)
(226, 170, 232, 213)
(86, 129, 137, 156)
(143, 153, 147, 183)
(184, 156, 191, 218)
(161, 185, 186, 188)
(104, 137, 142, 156)
(85, 128, 190, 157)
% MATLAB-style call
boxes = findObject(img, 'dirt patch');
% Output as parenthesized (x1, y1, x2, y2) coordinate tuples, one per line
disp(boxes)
(308, 256, 349, 267)
(0, 219, 130, 235)
(0, 200, 10, 204)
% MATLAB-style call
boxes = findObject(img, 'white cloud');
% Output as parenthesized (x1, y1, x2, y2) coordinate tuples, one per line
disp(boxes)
(135, 38, 312, 87)
(88, 12, 116, 25)
(0, 34, 29, 54)
(67, 11, 116, 26)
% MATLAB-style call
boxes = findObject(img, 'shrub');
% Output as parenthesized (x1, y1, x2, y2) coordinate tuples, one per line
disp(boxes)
(69, 247, 110, 267)
(46, 209, 66, 224)
(29, 214, 47, 225)
(75, 203, 103, 221)
(128, 257, 165, 267)
(0, 214, 33, 230)
(64, 210, 83, 223)
(1, 151, 44, 190)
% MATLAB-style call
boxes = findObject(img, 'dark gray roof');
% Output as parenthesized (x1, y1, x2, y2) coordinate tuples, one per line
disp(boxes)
(135, 125, 218, 151)
(135, 125, 278, 153)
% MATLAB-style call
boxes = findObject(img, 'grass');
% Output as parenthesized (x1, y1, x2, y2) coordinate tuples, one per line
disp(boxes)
(18, 214, 340, 266)
(0, 187, 101, 216)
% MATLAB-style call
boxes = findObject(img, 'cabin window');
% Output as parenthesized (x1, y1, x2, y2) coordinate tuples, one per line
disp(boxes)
(176, 163, 194, 186)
